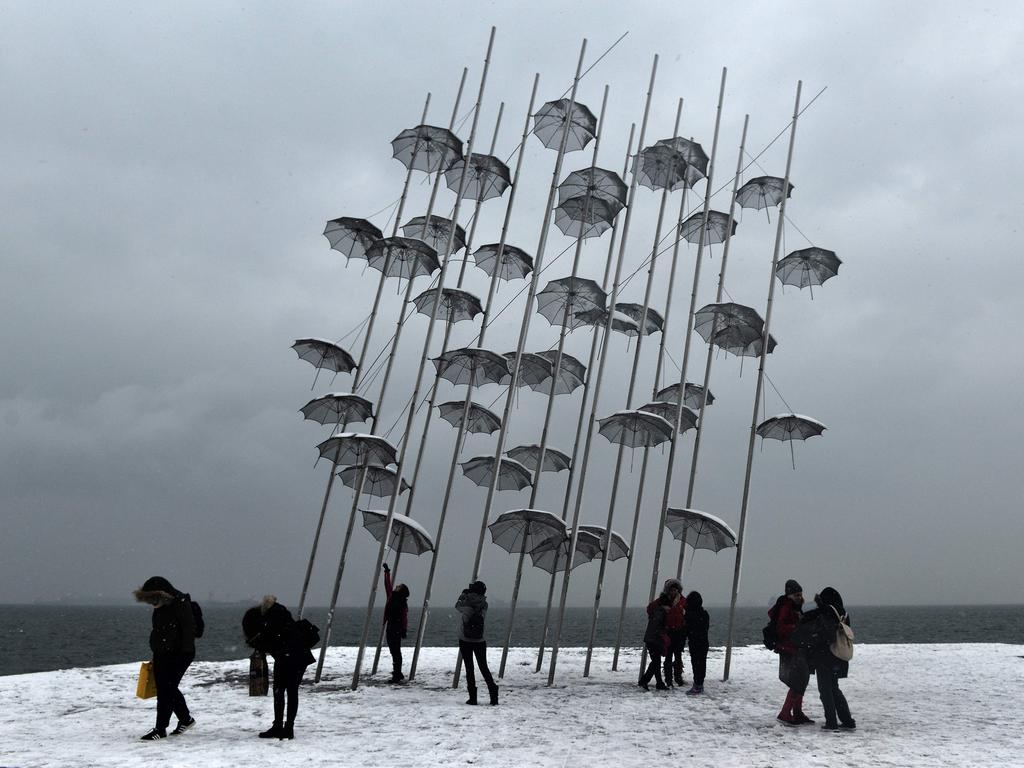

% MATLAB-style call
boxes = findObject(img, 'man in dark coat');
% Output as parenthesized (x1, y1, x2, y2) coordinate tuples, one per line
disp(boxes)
(769, 578, 814, 725)
(455, 580, 498, 705)
(133, 576, 197, 740)
(684, 590, 710, 695)
(242, 595, 315, 740)
(382, 562, 410, 683)
(799, 587, 856, 730)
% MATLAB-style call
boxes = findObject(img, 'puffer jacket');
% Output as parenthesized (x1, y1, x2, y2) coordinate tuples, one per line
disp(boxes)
(134, 576, 196, 657)
(243, 596, 315, 666)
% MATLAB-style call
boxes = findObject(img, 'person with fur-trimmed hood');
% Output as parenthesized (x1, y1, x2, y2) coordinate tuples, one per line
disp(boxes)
(242, 596, 315, 740)
(769, 579, 814, 726)
(382, 562, 410, 683)
(133, 576, 198, 741)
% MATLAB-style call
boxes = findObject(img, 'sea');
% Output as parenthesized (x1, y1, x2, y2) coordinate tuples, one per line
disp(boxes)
(4, 603, 1022, 677)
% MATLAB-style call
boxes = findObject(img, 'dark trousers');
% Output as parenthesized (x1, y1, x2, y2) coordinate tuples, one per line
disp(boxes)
(665, 634, 686, 683)
(816, 669, 854, 727)
(387, 630, 403, 676)
(153, 652, 194, 730)
(459, 640, 495, 692)
(272, 658, 308, 725)
(642, 642, 664, 686)
(688, 642, 709, 687)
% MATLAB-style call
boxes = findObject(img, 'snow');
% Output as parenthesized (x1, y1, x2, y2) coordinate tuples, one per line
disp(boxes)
(1, 644, 1020, 767)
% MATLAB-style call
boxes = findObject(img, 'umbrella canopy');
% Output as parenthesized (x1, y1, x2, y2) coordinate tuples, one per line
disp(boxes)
(638, 401, 698, 434)
(323, 217, 383, 262)
(506, 444, 572, 473)
(655, 382, 715, 409)
(338, 466, 410, 498)
(291, 339, 357, 375)
(597, 409, 675, 448)
(488, 508, 567, 554)
(679, 210, 737, 245)
(390, 124, 463, 173)
(365, 237, 440, 280)
(735, 175, 794, 210)
(614, 302, 664, 336)
(573, 307, 639, 336)
(460, 456, 533, 491)
(504, 352, 553, 389)
(557, 166, 627, 216)
(554, 196, 617, 239)
(775, 247, 842, 291)
(360, 510, 434, 555)
(664, 508, 737, 553)
(757, 413, 827, 442)
(655, 136, 710, 185)
(316, 433, 397, 467)
(578, 524, 630, 561)
(402, 215, 467, 256)
(711, 326, 778, 358)
(437, 400, 502, 435)
(300, 393, 374, 427)
(529, 529, 603, 573)
(412, 287, 484, 324)
(693, 302, 764, 346)
(472, 243, 534, 281)
(532, 99, 598, 153)
(632, 142, 696, 191)
(536, 277, 607, 330)
(432, 348, 510, 387)
(444, 152, 512, 202)
(536, 349, 586, 395)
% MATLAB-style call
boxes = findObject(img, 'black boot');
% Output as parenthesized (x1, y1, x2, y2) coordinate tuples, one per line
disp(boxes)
(674, 659, 685, 686)
(488, 682, 499, 706)
(281, 722, 294, 740)
(259, 722, 283, 739)
(663, 661, 674, 688)
(465, 685, 478, 705)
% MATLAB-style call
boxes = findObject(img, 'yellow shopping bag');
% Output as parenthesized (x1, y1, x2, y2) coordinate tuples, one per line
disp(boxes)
(136, 661, 157, 699)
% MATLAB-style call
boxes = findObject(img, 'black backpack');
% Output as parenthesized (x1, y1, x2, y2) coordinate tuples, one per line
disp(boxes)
(762, 620, 777, 651)
(191, 600, 205, 639)
(296, 618, 320, 648)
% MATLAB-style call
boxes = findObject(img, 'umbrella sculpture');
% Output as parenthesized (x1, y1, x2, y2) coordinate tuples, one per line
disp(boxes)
(632, 142, 696, 191)
(412, 287, 484, 324)
(360, 510, 434, 556)
(503, 351, 552, 390)
(638, 401, 699, 433)
(300, 393, 374, 429)
(437, 400, 502, 435)
(402, 215, 468, 256)
(390, 124, 463, 173)
(557, 166, 627, 216)
(339, 466, 410, 498)
(432, 348, 511, 387)
(693, 302, 765, 346)
(713, 328, 778, 359)
(472, 243, 534, 281)
(529, 529, 604, 573)
(615, 302, 664, 336)
(444, 152, 512, 202)
(554, 196, 618, 239)
(679, 210, 737, 245)
(572, 307, 640, 336)
(291, 339, 357, 389)
(756, 413, 827, 469)
(535, 276, 607, 330)
(775, 246, 842, 299)
(506, 444, 572, 473)
(315, 433, 398, 468)
(664, 508, 737, 555)
(460, 456, 533, 491)
(655, 382, 715, 409)
(532, 98, 598, 153)
(365, 237, 440, 281)
(578, 524, 630, 561)
(536, 349, 586, 395)
(735, 175, 793, 213)
(323, 217, 383, 263)
(655, 136, 710, 185)
(597, 409, 675, 449)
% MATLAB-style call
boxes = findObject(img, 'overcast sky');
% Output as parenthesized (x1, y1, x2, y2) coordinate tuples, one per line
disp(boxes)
(3, 2, 1022, 610)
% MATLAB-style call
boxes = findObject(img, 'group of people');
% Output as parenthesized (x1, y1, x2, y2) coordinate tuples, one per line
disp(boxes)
(770, 579, 856, 731)
(641, 578, 710, 695)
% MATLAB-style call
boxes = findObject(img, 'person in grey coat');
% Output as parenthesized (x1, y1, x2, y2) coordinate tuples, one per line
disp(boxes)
(455, 580, 498, 705)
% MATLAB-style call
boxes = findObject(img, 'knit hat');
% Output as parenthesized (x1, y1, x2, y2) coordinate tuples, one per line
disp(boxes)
(785, 579, 803, 596)
(663, 578, 683, 593)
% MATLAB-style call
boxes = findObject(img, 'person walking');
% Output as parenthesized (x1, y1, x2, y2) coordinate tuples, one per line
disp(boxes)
(455, 581, 498, 705)
(382, 563, 410, 683)
(662, 578, 687, 688)
(769, 579, 814, 725)
(803, 587, 856, 731)
(639, 590, 672, 691)
(242, 596, 315, 740)
(133, 576, 198, 740)
(684, 590, 710, 695)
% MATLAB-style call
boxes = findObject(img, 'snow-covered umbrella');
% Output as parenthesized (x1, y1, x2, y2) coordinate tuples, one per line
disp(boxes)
(488, 508, 567, 554)
(572, 307, 639, 336)
(775, 247, 841, 299)
(472, 243, 534, 281)
(460, 456, 532, 491)
(360, 510, 434, 555)
(535, 276, 607, 330)
(578, 524, 630, 561)
(756, 413, 827, 469)
(536, 350, 586, 395)
(300, 393, 374, 428)
(323, 217, 383, 263)
(437, 400, 502, 434)
(614, 302, 664, 336)
(638, 401, 698, 434)
(679, 210, 737, 245)
(597, 410, 675, 449)
(506, 444, 571, 473)
(291, 339, 357, 383)
(735, 175, 793, 213)
(655, 382, 714, 409)
(503, 352, 552, 389)
(557, 166, 627, 216)
(664, 508, 737, 554)
(338, 466, 410, 498)
(315, 433, 397, 468)
(365, 237, 440, 281)
(390, 124, 463, 173)
(531, 98, 597, 152)
(432, 348, 510, 387)
(412, 287, 483, 324)
(528, 529, 603, 573)
(402, 215, 468, 255)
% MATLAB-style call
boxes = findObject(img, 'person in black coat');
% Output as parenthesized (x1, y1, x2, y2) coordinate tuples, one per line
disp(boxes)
(684, 590, 710, 695)
(800, 587, 856, 730)
(455, 580, 498, 705)
(133, 576, 197, 740)
(242, 596, 315, 740)
(382, 562, 410, 683)
(639, 591, 672, 690)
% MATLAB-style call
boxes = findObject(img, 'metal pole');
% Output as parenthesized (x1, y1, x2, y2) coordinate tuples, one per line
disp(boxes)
(457, 104, 506, 288)
(724, 82, 801, 681)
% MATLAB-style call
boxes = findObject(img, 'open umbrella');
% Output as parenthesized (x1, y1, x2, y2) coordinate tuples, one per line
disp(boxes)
(444, 153, 512, 202)
(528, 529, 603, 573)
(572, 307, 639, 336)
(554, 196, 617, 239)
(775, 247, 841, 299)
(614, 302, 664, 336)
(558, 166, 627, 216)
(472, 243, 534, 281)
(578, 524, 630, 561)
(655, 136, 710, 185)
(664, 508, 737, 553)
(316, 433, 397, 468)
(402, 215, 467, 256)
(300, 393, 374, 428)
(679, 210, 737, 245)
(507, 444, 572, 473)
(711, 326, 778, 358)
(536, 350, 586, 395)
(412, 287, 483, 324)
(460, 456, 533, 491)
(323, 217, 383, 263)
(632, 142, 693, 191)
(339, 466, 410, 498)
(597, 410, 675, 449)
(437, 400, 502, 435)
(360, 510, 434, 555)
(536, 276, 607, 330)
(432, 348, 510, 387)
(391, 124, 463, 173)
(693, 302, 764, 345)
(532, 99, 598, 153)
(504, 352, 552, 390)
(638, 401, 698, 434)
(735, 175, 793, 212)
(756, 413, 827, 468)
(365, 237, 440, 281)
(655, 382, 714, 409)
(291, 339, 357, 376)
(488, 508, 567, 554)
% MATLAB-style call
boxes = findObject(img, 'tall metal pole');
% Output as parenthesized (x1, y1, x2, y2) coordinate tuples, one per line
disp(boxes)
(497, 86, 610, 678)
(724, 82, 801, 681)
(546, 55, 659, 686)
(581, 98, 683, 677)
(351, 27, 497, 691)
(637, 67, 726, 681)
(457, 104, 506, 288)
(408, 74, 540, 682)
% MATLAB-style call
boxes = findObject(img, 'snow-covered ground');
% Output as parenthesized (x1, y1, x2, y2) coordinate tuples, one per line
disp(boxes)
(1, 644, 1020, 767)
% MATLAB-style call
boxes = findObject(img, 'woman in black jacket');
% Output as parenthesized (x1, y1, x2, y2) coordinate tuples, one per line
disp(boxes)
(684, 590, 710, 695)
(134, 576, 197, 740)
(802, 587, 856, 730)
(242, 596, 315, 740)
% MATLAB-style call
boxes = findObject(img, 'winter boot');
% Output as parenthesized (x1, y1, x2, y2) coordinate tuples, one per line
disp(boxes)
(488, 682, 499, 706)
(170, 716, 195, 736)
(673, 658, 685, 687)
(791, 695, 815, 725)
(465, 685, 478, 705)
(140, 728, 166, 741)
(281, 722, 294, 740)
(777, 690, 796, 724)
(685, 685, 703, 695)
(389, 671, 405, 684)
(663, 660, 674, 687)
(259, 722, 283, 739)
